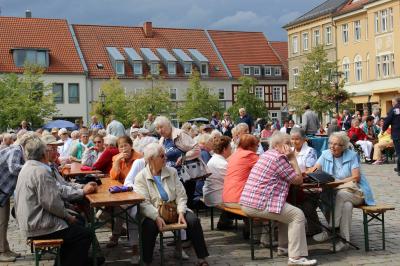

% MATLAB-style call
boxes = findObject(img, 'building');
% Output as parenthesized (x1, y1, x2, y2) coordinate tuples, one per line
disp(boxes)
(0, 15, 89, 124)
(334, 0, 400, 115)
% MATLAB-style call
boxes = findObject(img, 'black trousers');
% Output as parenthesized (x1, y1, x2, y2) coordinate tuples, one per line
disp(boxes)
(183, 179, 196, 210)
(142, 212, 209, 263)
(394, 139, 400, 171)
(30, 225, 92, 266)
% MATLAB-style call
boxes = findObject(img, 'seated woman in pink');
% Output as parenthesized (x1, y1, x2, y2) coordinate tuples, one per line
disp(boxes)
(222, 134, 259, 208)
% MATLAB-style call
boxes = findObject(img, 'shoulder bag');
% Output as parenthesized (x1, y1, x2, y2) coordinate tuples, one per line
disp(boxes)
(306, 169, 335, 185)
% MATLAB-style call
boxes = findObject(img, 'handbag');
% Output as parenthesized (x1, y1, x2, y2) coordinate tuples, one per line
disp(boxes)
(158, 201, 178, 224)
(180, 157, 211, 182)
(307, 170, 335, 185)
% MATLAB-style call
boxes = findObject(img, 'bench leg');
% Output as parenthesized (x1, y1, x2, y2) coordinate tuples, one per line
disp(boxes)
(268, 220, 273, 259)
(176, 230, 182, 266)
(250, 218, 255, 260)
(34, 250, 40, 266)
(159, 232, 164, 266)
(56, 247, 62, 266)
(210, 207, 214, 231)
(363, 212, 370, 252)
(382, 212, 385, 250)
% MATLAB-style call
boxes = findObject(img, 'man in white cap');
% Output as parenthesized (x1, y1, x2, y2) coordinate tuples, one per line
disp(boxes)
(58, 128, 72, 163)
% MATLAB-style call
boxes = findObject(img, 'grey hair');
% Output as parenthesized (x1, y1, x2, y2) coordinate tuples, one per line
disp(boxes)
(2, 133, 12, 141)
(104, 134, 118, 146)
(269, 131, 291, 149)
(154, 116, 172, 129)
(329, 131, 350, 149)
(143, 143, 164, 162)
(351, 118, 360, 126)
(137, 136, 159, 153)
(23, 136, 47, 161)
(290, 127, 306, 139)
(210, 129, 222, 138)
(331, 119, 338, 126)
(71, 130, 80, 139)
(197, 133, 212, 145)
(235, 123, 249, 134)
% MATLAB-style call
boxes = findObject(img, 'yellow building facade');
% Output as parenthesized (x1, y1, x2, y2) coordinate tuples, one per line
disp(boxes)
(335, 0, 400, 115)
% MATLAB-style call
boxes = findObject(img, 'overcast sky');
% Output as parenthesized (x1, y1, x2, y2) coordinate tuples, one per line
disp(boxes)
(0, 0, 323, 41)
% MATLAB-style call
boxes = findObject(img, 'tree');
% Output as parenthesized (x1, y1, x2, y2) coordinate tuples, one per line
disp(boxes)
(228, 76, 269, 121)
(178, 71, 221, 122)
(92, 78, 131, 127)
(289, 45, 351, 115)
(128, 76, 174, 124)
(0, 64, 57, 131)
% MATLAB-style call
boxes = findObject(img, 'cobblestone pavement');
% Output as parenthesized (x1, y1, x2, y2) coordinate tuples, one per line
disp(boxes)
(3, 163, 399, 266)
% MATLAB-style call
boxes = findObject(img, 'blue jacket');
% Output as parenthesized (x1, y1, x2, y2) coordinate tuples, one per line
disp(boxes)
(317, 149, 375, 206)
(383, 103, 400, 140)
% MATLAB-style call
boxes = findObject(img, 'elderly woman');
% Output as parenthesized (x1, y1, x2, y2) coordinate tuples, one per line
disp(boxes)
(312, 132, 375, 251)
(154, 116, 201, 210)
(82, 134, 105, 167)
(347, 119, 373, 161)
(240, 132, 317, 266)
(69, 127, 93, 162)
(92, 135, 119, 174)
(134, 143, 209, 266)
(372, 119, 393, 164)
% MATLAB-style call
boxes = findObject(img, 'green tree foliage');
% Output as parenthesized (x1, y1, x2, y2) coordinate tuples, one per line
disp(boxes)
(228, 76, 269, 121)
(0, 64, 57, 131)
(289, 46, 351, 115)
(178, 71, 221, 122)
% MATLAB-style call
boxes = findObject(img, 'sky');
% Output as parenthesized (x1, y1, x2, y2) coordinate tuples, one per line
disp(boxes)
(0, 0, 323, 41)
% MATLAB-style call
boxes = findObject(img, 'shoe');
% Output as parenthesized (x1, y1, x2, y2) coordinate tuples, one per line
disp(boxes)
(130, 255, 139, 265)
(372, 160, 383, 165)
(365, 158, 372, 164)
(313, 231, 329, 242)
(5, 250, 21, 258)
(259, 240, 278, 248)
(0, 253, 16, 262)
(174, 249, 189, 260)
(331, 241, 349, 252)
(181, 240, 192, 249)
(120, 227, 127, 237)
(277, 247, 288, 256)
(106, 235, 119, 248)
(394, 167, 398, 172)
(288, 257, 317, 265)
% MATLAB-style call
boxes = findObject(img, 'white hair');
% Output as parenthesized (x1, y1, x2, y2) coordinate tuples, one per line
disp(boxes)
(330, 131, 350, 149)
(71, 130, 80, 139)
(137, 136, 158, 153)
(210, 129, 222, 138)
(197, 133, 212, 145)
(104, 134, 118, 146)
(235, 123, 249, 134)
(269, 131, 291, 149)
(154, 116, 172, 129)
(143, 143, 164, 162)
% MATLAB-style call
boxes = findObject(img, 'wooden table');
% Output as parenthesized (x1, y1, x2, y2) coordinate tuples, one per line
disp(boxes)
(61, 162, 102, 178)
(85, 178, 145, 265)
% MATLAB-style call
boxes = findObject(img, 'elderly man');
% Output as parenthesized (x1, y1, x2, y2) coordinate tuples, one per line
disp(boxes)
(106, 115, 126, 137)
(237, 108, 253, 133)
(14, 136, 92, 266)
(0, 132, 31, 262)
(383, 96, 400, 175)
(302, 104, 320, 135)
(90, 115, 104, 130)
(0, 133, 13, 150)
(143, 113, 156, 135)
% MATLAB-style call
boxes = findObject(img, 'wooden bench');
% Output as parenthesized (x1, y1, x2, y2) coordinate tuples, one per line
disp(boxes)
(28, 239, 63, 266)
(383, 144, 396, 163)
(356, 204, 395, 251)
(159, 223, 187, 266)
(211, 205, 273, 260)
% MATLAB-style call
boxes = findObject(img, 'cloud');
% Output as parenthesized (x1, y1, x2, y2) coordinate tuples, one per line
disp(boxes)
(210, 11, 273, 30)
(278, 11, 302, 25)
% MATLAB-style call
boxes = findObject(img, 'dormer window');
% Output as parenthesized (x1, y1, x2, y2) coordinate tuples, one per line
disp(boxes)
(188, 49, 209, 76)
(265, 66, 272, 76)
(141, 48, 160, 76)
(254, 66, 261, 76)
(133, 62, 142, 75)
(168, 62, 176, 75)
(184, 63, 192, 75)
(244, 66, 250, 75)
(150, 63, 159, 75)
(274, 67, 282, 76)
(12, 48, 49, 67)
(201, 63, 208, 75)
(172, 48, 193, 76)
(106, 47, 125, 76)
(124, 48, 143, 76)
(115, 61, 125, 75)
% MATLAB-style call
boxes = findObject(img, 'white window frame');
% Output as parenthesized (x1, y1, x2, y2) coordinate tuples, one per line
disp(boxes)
(167, 62, 176, 75)
(293, 68, 299, 88)
(272, 86, 282, 101)
(302, 32, 309, 51)
(389, 8, 394, 31)
(184, 63, 192, 75)
(376, 56, 381, 79)
(274, 67, 281, 76)
(366, 54, 370, 80)
(150, 63, 159, 75)
(169, 88, 177, 100)
(354, 20, 361, 41)
(244, 66, 250, 76)
(381, 9, 388, 32)
(390, 53, 395, 76)
(342, 24, 349, 43)
(313, 29, 320, 46)
(292, 35, 298, 54)
(255, 86, 264, 100)
(325, 26, 332, 45)
(115, 61, 125, 75)
(264, 66, 272, 76)
(270, 112, 278, 122)
(218, 88, 225, 100)
(382, 54, 390, 77)
(254, 66, 261, 76)
(374, 12, 379, 33)
(354, 55, 362, 82)
(342, 57, 350, 83)
(133, 62, 142, 75)
(200, 63, 208, 75)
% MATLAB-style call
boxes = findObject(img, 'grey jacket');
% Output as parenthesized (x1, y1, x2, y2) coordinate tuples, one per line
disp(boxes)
(14, 160, 69, 238)
(302, 109, 320, 134)
(50, 164, 84, 201)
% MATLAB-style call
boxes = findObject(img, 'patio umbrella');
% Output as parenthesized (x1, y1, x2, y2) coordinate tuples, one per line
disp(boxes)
(187, 117, 209, 124)
(43, 120, 78, 131)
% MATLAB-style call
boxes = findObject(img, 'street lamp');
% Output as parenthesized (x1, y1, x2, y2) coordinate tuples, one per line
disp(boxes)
(330, 70, 342, 114)
(99, 91, 106, 126)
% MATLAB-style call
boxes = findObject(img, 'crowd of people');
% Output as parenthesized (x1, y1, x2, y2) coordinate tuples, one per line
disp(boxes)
(0, 96, 399, 265)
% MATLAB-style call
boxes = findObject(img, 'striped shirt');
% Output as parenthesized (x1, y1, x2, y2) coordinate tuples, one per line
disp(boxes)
(240, 149, 296, 214)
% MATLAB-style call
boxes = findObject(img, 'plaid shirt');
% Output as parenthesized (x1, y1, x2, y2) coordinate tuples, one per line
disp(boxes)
(240, 149, 296, 214)
(0, 145, 25, 206)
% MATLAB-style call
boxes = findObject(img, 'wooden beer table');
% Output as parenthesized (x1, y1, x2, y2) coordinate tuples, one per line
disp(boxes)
(85, 178, 145, 265)
(61, 162, 102, 178)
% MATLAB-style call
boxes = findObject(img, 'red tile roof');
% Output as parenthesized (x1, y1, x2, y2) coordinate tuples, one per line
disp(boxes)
(269, 41, 288, 70)
(207, 30, 284, 79)
(0, 17, 84, 74)
(72, 24, 229, 79)
(336, 0, 368, 15)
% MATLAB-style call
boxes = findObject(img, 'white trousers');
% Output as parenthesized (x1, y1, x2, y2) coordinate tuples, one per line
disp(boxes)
(356, 140, 373, 159)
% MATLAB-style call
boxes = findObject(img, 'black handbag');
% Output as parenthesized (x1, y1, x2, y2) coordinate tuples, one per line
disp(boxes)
(307, 170, 335, 185)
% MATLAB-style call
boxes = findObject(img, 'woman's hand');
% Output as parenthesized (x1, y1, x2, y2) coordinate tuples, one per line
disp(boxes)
(278, 144, 295, 159)
(156, 216, 166, 231)
(176, 156, 183, 166)
(115, 153, 126, 162)
(178, 213, 186, 225)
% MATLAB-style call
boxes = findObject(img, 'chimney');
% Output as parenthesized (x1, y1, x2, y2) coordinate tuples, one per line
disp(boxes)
(143, 21, 153, 38)
(25, 9, 31, 18)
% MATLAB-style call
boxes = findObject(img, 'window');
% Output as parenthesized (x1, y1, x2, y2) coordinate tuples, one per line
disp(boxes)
(354, 55, 362, 82)
(218, 88, 225, 100)
(342, 24, 349, 43)
(302, 32, 309, 51)
(292, 36, 298, 54)
(342, 58, 350, 83)
(184, 63, 192, 75)
(271, 112, 278, 120)
(313, 29, 320, 46)
(293, 68, 299, 88)
(354, 20, 361, 41)
(382, 54, 390, 77)
(391, 53, 395, 76)
(170, 88, 177, 100)
(325, 26, 332, 45)
(389, 8, 394, 31)
(133, 62, 142, 75)
(366, 54, 370, 80)
(376, 56, 381, 79)
(167, 62, 176, 75)
(381, 9, 388, 32)
(115, 61, 124, 75)
(264, 66, 272, 76)
(254, 66, 261, 76)
(244, 66, 250, 75)
(272, 86, 282, 101)
(201, 63, 208, 75)
(68, 83, 79, 104)
(374, 12, 379, 33)
(150, 63, 159, 75)
(53, 83, 64, 104)
(13, 49, 49, 67)
(255, 86, 264, 100)
(274, 67, 282, 76)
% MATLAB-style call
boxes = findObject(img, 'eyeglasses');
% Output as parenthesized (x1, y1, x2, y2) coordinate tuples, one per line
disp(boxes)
(94, 141, 103, 144)
(328, 142, 344, 147)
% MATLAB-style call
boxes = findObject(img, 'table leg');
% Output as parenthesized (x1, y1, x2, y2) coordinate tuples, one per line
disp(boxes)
(90, 207, 98, 266)
(137, 206, 144, 266)
(330, 189, 336, 253)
